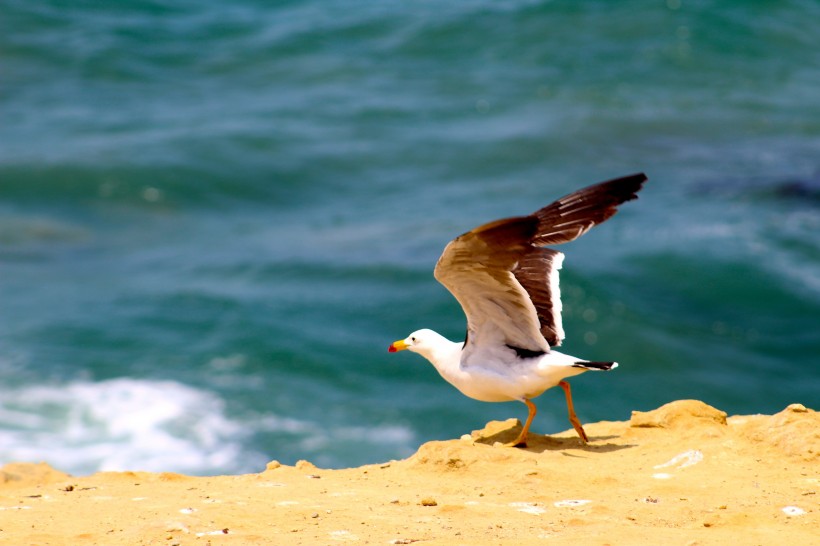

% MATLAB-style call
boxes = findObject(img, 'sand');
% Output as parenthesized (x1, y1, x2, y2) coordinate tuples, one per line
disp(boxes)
(1, 400, 816, 545)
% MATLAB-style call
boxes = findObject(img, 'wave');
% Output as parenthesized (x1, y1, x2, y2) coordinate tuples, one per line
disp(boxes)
(0, 373, 420, 475)
(0, 378, 261, 476)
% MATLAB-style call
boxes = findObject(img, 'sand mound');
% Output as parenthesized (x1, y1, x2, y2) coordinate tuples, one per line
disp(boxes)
(629, 399, 728, 428)
(1, 400, 816, 545)
(0, 462, 71, 487)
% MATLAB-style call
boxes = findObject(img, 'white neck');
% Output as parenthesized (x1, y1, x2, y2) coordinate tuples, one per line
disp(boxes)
(412, 331, 463, 374)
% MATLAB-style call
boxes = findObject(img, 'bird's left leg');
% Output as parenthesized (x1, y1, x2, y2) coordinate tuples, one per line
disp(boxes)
(558, 380, 589, 443)
(504, 398, 537, 448)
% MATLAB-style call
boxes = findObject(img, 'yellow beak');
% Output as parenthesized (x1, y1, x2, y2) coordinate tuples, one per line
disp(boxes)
(388, 339, 408, 353)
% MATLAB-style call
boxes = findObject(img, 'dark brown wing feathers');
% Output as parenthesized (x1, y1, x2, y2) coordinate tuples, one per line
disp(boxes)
(470, 214, 538, 246)
(511, 247, 564, 346)
(532, 173, 647, 246)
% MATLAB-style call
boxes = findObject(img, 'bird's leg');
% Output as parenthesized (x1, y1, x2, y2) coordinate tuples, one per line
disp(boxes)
(504, 398, 537, 448)
(558, 380, 589, 443)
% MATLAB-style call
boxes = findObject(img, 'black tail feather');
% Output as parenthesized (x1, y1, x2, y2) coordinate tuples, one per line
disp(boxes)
(573, 361, 618, 371)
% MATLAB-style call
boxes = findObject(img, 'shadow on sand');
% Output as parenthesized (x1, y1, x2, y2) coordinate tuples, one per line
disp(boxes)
(472, 422, 634, 455)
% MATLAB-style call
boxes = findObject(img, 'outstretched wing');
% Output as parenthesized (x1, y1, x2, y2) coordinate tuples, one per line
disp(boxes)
(434, 173, 647, 354)
(435, 215, 549, 353)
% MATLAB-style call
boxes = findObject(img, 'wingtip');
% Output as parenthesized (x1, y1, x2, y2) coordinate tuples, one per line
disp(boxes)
(610, 172, 648, 199)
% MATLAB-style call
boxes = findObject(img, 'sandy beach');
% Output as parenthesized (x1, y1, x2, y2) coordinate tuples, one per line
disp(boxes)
(1, 400, 816, 545)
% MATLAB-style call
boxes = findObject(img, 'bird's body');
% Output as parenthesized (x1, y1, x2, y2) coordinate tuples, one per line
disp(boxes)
(402, 329, 590, 404)
(389, 173, 646, 446)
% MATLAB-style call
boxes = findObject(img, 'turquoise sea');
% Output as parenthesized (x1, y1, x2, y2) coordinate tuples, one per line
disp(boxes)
(1, 0, 818, 476)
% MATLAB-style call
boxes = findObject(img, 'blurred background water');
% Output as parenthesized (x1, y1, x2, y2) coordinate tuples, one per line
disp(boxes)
(1, 0, 818, 476)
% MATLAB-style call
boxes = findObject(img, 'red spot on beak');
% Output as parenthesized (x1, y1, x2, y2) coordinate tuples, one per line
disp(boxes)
(388, 344, 397, 353)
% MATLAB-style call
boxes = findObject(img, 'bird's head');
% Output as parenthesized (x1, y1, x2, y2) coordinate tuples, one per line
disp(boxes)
(388, 329, 439, 356)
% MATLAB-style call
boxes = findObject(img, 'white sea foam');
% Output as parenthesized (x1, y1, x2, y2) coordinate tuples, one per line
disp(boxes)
(0, 378, 263, 476)
(0, 376, 418, 475)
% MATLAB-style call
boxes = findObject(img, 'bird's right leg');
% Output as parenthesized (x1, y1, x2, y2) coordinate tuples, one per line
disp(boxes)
(558, 380, 589, 443)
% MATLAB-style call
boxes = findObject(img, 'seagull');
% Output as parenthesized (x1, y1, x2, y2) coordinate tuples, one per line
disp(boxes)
(389, 173, 647, 447)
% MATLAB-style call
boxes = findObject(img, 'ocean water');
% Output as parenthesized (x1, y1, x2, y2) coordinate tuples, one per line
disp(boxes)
(1, 0, 818, 476)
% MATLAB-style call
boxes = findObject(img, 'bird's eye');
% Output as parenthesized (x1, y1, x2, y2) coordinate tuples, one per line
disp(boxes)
(411, 336, 416, 342)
